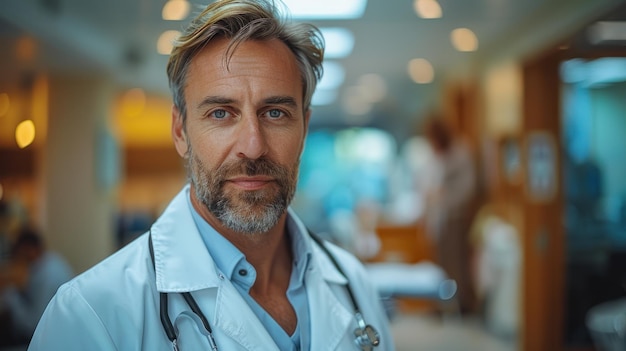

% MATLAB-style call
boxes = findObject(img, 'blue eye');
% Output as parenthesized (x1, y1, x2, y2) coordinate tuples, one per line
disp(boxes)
(212, 109, 227, 119)
(267, 109, 283, 118)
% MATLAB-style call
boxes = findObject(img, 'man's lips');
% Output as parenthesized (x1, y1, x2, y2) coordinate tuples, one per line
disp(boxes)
(226, 176, 275, 190)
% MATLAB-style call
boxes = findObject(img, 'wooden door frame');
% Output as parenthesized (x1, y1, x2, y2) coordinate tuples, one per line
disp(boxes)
(520, 49, 566, 351)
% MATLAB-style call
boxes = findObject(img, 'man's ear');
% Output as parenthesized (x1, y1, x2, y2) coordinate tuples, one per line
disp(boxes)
(171, 105, 188, 158)
(304, 109, 311, 135)
(299, 109, 311, 152)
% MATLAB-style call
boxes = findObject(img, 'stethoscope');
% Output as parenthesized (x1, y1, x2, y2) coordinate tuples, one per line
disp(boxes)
(148, 231, 381, 351)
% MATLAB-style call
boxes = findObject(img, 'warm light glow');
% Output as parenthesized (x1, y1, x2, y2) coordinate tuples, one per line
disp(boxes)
(15, 120, 36, 149)
(0, 93, 9, 117)
(408, 58, 434, 84)
(414, 0, 442, 19)
(121, 88, 147, 117)
(157, 30, 181, 55)
(451, 28, 478, 52)
(162, 0, 191, 20)
(0, 183, 3, 201)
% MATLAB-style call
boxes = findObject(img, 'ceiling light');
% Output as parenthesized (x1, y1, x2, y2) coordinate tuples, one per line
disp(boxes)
(162, 0, 191, 21)
(408, 58, 434, 84)
(157, 30, 181, 55)
(451, 28, 478, 52)
(320, 28, 355, 59)
(282, 0, 367, 19)
(414, 0, 442, 19)
(588, 21, 626, 44)
(318, 61, 345, 90)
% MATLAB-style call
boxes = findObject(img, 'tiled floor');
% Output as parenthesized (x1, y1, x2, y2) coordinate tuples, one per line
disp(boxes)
(390, 312, 517, 351)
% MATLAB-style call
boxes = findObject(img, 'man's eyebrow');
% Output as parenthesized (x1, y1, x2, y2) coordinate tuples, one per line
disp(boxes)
(264, 96, 298, 108)
(197, 96, 235, 109)
(196, 96, 298, 109)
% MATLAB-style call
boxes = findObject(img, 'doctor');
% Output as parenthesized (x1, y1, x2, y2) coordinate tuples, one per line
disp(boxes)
(28, 0, 394, 350)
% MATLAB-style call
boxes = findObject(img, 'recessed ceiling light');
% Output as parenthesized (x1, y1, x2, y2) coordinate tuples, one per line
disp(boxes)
(157, 30, 181, 55)
(451, 28, 478, 52)
(282, 0, 367, 19)
(408, 58, 434, 84)
(162, 0, 191, 21)
(414, 0, 442, 19)
(588, 21, 626, 44)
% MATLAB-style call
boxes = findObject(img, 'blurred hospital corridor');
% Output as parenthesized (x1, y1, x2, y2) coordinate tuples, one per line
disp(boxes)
(3, 0, 626, 350)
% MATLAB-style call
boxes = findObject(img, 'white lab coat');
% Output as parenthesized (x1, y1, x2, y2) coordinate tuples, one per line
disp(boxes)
(29, 186, 394, 351)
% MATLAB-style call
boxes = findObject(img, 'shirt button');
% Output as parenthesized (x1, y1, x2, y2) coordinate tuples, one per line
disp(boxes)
(238, 269, 248, 276)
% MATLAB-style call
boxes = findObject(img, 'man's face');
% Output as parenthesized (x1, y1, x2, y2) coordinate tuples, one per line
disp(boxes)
(172, 38, 310, 234)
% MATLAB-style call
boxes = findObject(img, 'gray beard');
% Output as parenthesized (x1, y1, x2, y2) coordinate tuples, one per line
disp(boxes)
(187, 148, 298, 235)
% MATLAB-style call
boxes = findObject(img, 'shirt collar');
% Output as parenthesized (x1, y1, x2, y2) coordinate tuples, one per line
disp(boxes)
(187, 194, 314, 286)
(285, 209, 313, 284)
(187, 195, 245, 281)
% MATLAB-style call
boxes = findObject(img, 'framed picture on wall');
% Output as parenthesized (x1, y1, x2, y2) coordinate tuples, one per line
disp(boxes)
(525, 131, 558, 203)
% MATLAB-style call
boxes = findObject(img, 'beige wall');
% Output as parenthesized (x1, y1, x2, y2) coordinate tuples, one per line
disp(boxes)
(40, 75, 117, 274)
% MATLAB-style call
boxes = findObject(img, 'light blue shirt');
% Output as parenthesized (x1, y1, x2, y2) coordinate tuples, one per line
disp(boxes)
(187, 196, 312, 351)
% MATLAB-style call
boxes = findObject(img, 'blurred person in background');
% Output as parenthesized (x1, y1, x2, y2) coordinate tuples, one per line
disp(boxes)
(28, 1, 393, 350)
(0, 227, 73, 347)
(422, 115, 478, 314)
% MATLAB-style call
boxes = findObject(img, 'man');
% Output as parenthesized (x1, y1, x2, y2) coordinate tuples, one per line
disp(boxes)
(1, 228, 73, 346)
(29, 0, 393, 350)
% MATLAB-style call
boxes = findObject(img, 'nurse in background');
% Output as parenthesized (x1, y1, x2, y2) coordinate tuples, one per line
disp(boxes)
(422, 115, 478, 314)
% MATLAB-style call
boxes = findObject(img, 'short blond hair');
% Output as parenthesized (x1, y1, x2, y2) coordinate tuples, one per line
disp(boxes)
(167, 0, 324, 128)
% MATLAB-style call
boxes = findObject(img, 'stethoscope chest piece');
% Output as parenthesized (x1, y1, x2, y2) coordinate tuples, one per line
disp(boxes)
(353, 312, 380, 351)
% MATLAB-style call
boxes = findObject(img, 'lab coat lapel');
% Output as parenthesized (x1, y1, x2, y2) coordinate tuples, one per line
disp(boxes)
(213, 280, 280, 351)
(307, 265, 353, 350)
(150, 186, 221, 292)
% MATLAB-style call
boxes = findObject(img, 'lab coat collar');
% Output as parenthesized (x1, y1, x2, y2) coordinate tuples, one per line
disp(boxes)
(287, 207, 348, 285)
(150, 185, 222, 293)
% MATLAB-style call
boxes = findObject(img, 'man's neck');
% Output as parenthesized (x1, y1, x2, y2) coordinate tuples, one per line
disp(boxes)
(189, 189, 293, 292)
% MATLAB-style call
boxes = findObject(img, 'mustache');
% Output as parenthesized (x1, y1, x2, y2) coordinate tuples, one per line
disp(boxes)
(219, 158, 290, 180)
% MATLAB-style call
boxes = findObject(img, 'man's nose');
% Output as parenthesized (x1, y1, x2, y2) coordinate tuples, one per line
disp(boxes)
(235, 116, 269, 160)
